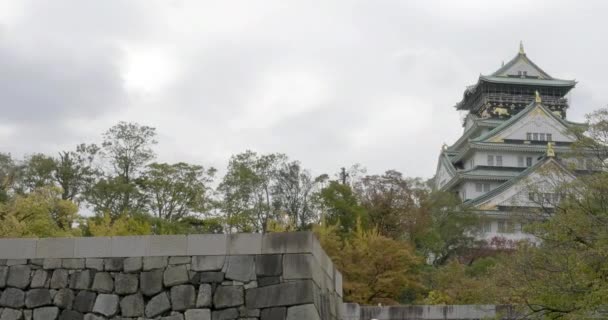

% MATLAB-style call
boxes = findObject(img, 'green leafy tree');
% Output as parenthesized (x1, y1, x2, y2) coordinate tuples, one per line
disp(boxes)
(218, 151, 287, 232)
(140, 162, 216, 221)
(415, 191, 480, 266)
(85, 122, 157, 217)
(315, 181, 366, 235)
(0, 153, 17, 203)
(54, 144, 101, 202)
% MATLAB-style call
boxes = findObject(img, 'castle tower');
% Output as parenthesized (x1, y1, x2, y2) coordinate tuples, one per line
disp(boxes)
(435, 43, 584, 244)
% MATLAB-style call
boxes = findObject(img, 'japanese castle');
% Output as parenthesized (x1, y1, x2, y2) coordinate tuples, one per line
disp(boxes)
(435, 43, 585, 244)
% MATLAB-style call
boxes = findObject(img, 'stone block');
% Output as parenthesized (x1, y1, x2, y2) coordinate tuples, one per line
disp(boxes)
(91, 273, 113, 293)
(0, 288, 25, 308)
(186, 234, 227, 256)
(0, 267, 7, 288)
(5, 260, 26, 267)
(0, 239, 37, 260)
(196, 284, 212, 307)
(169, 284, 195, 311)
(163, 265, 189, 287)
(0, 308, 22, 320)
(74, 237, 111, 258)
(29, 259, 43, 266)
(73, 291, 96, 313)
(30, 270, 48, 288)
(168, 256, 191, 265)
(145, 292, 171, 318)
(36, 238, 74, 259)
(7, 266, 31, 289)
(198, 272, 224, 283)
(184, 309, 210, 320)
(286, 304, 320, 320)
(140, 269, 163, 297)
(119, 293, 143, 318)
(282, 254, 313, 280)
(261, 307, 286, 320)
(57, 310, 82, 320)
(69, 271, 92, 290)
(114, 274, 138, 295)
(224, 256, 255, 282)
(149, 236, 187, 256)
(334, 269, 343, 297)
(239, 306, 260, 317)
(227, 234, 261, 255)
(103, 258, 123, 272)
(258, 276, 280, 287)
(33, 306, 59, 320)
(245, 280, 314, 309)
(62, 259, 85, 270)
(255, 255, 282, 276)
(50, 270, 69, 289)
(312, 238, 334, 279)
(25, 289, 51, 308)
(162, 314, 184, 320)
(84, 259, 103, 271)
(191, 256, 224, 272)
(261, 232, 313, 254)
(110, 236, 149, 258)
(213, 286, 243, 309)
(53, 288, 74, 309)
(82, 314, 104, 320)
(123, 257, 142, 273)
(43, 259, 62, 270)
(92, 294, 119, 317)
(211, 308, 238, 320)
(143, 256, 167, 271)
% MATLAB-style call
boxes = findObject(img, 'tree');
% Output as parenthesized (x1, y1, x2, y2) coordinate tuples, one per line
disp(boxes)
(355, 170, 429, 240)
(272, 161, 325, 229)
(315, 181, 366, 235)
(218, 151, 287, 232)
(85, 122, 157, 216)
(0, 187, 78, 237)
(17, 153, 55, 194)
(415, 191, 481, 266)
(140, 162, 216, 221)
(316, 223, 423, 305)
(0, 153, 17, 203)
(54, 144, 100, 202)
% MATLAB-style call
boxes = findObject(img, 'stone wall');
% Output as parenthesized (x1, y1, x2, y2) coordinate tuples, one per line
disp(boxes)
(342, 303, 519, 320)
(0, 232, 343, 320)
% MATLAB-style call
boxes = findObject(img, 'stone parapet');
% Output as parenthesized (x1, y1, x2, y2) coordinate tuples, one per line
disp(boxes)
(0, 232, 343, 320)
(342, 303, 519, 320)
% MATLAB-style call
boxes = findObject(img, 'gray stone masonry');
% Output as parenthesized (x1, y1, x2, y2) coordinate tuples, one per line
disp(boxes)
(0, 233, 343, 320)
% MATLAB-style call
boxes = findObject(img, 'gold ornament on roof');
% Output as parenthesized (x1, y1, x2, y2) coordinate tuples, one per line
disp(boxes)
(546, 142, 555, 157)
(535, 91, 542, 104)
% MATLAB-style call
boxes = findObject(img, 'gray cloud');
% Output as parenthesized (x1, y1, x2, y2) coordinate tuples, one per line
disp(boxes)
(1, 0, 608, 178)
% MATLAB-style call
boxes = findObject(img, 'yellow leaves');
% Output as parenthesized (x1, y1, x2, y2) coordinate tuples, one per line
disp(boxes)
(87, 212, 151, 236)
(315, 222, 423, 305)
(0, 187, 78, 238)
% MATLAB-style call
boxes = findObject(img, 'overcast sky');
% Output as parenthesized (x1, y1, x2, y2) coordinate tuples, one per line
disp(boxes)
(1, 0, 607, 179)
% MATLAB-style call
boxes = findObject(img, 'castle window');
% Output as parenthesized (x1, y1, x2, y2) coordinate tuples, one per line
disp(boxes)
(497, 221, 506, 233)
(533, 133, 539, 140)
(483, 183, 491, 192)
(496, 155, 503, 166)
(526, 157, 533, 167)
(487, 155, 494, 166)
(475, 183, 482, 192)
(547, 133, 552, 141)
(526, 132, 532, 140)
(539, 133, 546, 141)
(518, 156, 524, 167)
